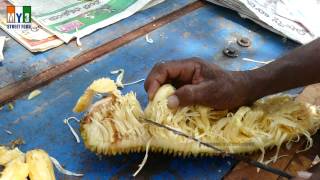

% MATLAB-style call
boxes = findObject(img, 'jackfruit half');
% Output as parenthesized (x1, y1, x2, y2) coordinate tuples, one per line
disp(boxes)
(78, 79, 320, 160)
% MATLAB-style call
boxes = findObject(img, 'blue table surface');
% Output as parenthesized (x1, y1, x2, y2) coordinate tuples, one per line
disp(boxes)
(0, 1, 299, 180)
(0, 0, 196, 88)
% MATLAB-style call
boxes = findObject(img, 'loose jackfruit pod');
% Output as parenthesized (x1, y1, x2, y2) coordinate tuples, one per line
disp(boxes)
(26, 149, 55, 180)
(0, 146, 24, 165)
(73, 78, 118, 113)
(0, 157, 29, 180)
(80, 92, 149, 155)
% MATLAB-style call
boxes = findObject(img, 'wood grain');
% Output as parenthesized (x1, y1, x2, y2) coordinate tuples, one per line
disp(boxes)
(279, 132, 320, 180)
(0, 1, 205, 106)
(224, 141, 305, 180)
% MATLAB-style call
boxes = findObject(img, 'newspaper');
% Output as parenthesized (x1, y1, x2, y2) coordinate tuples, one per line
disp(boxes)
(206, 0, 320, 44)
(9, 0, 156, 43)
(142, 0, 165, 10)
(0, 0, 64, 52)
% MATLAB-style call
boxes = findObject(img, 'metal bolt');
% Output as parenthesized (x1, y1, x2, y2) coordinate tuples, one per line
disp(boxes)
(237, 37, 251, 47)
(223, 47, 239, 58)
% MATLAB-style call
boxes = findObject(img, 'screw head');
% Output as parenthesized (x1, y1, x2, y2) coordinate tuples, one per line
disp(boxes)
(223, 47, 239, 58)
(237, 37, 251, 47)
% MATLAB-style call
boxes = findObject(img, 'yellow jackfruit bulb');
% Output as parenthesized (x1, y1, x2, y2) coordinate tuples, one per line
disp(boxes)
(88, 78, 117, 93)
(0, 146, 24, 166)
(73, 89, 95, 113)
(152, 84, 175, 103)
(145, 84, 175, 119)
(26, 149, 55, 180)
(0, 158, 29, 180)
(73, 78, 118, 113)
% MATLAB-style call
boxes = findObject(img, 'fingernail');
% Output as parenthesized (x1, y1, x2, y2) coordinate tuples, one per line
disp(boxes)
(167, 95, 179, 109)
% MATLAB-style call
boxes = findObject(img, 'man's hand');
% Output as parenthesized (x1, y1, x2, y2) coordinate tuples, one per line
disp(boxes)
(145, 39, 320, 110)
(144, 58, 253, 110)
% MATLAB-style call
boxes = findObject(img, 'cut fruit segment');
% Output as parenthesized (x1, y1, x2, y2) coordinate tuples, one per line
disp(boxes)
(89, 78, 117, 93)
(26, 149, 56, 180)
(73, 78, 118, 113)
(0, 157, 29, 180)
(80, 93, 149, 155)
(0, 146, 24, 166)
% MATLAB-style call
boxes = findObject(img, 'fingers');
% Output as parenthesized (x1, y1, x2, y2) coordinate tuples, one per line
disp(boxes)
(168, 82, 232, 110)
(168, 84, 204, 109)
(145, 58, 202, 100)
(167, 95, 179, 109)
(144, 62, 168, 99)
(146, 80, 161, 100)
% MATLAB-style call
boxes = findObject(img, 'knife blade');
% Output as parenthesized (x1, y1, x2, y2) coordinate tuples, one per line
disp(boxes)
(142, 118, 293, 179)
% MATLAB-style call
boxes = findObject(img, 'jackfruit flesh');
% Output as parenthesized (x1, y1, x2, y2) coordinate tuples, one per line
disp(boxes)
(0, 157, 29, 180)
(78, 79, 320, 159)
(73, 78, 118, 113)
(81, 93, 149, 155)
(0, 147, 63, 180)
(26, 149, 56, 180)
(0, 147, 24, 166)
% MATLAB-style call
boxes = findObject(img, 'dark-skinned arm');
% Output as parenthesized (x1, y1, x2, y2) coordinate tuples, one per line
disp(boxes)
(144, 38, 320, 110)
(245, 38, 320, 104)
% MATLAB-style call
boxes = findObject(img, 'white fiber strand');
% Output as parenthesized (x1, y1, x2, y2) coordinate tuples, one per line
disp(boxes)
(145, 34, 154, 44)
(123, 79, 145, 86)
(242, 58, 274, 64)
(50, 156, 84, 177)
(111, 69, 125, 88)
(133, 138, 152, 177)
(64, 117, 81, 143)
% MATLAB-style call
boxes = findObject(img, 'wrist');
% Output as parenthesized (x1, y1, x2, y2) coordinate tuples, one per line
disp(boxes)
(242, 68, 273, 102)
(229, 71, 260, 106)
(229, 69, 271, 105)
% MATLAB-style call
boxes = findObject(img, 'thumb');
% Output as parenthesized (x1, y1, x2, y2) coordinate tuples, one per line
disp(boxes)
(167, 84, 203, 109)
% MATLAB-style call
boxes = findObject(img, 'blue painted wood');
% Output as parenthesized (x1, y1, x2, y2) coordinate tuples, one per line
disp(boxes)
(0, 4, 298, 180)
(0, 0, 196, 88)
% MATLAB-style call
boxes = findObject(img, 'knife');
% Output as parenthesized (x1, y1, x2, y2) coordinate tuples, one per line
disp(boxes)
(142, 118, 294, 179)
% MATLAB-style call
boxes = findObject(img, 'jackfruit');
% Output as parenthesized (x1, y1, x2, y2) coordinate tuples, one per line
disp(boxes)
(77, 79, 320, 161)
(0, 146, 24, 166)
(26, 149, 55, 180)
(0, 157, 29, 180)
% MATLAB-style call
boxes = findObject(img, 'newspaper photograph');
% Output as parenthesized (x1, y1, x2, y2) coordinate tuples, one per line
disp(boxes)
(0, 0, 64, 52)
(10, 0, 155, 43)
